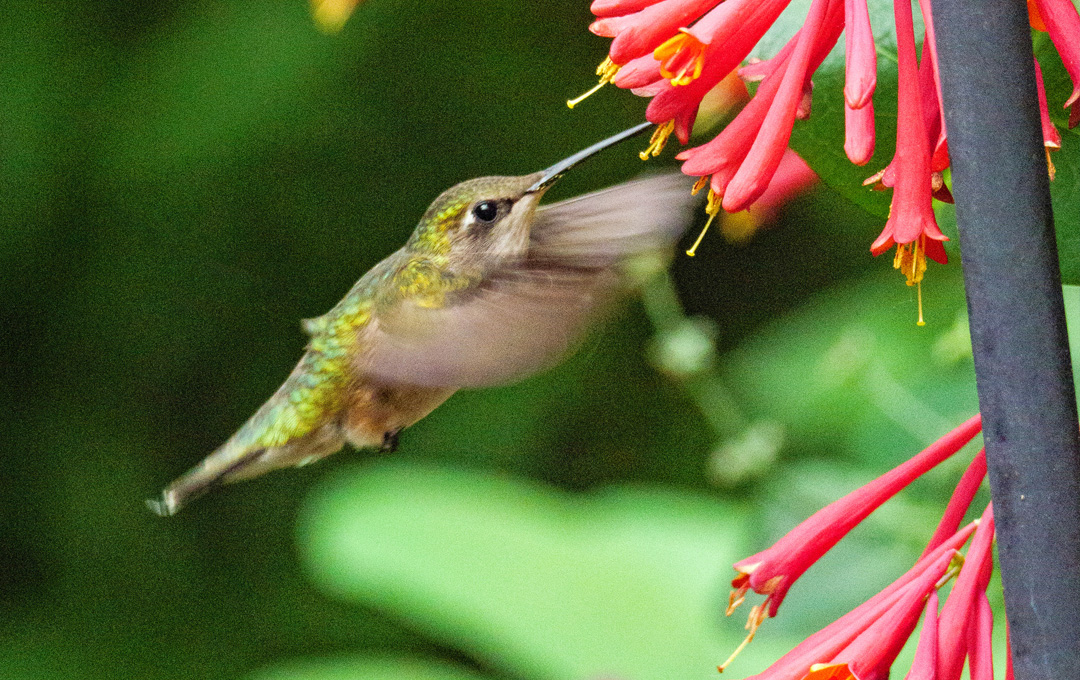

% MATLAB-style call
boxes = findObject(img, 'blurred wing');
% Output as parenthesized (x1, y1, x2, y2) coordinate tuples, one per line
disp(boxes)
(362, 266, 616, 387)
(529, 172, 697, 266)
(361, 173, 698, 388)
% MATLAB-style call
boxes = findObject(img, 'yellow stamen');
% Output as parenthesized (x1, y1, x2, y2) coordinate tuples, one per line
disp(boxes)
(567, 57, 621, 109)
(686, 187, 722, 256)
(717, 604, 767, 673)
(917, 281, 926, 326)
(862, 167, 888, 190)
(934, 552, 966, 589)
(1046, 146, 1057, 181)
(892, 237, 927, 286)
(893, 237, 931, 325)
(691, 175, 709, 195)
(654, 30, 707, 86)
(639, 119, 675, 160)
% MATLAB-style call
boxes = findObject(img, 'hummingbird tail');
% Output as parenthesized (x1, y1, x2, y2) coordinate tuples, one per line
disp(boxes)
(148, 347, 352, 516)
(145, 444, 267, 516)
(147, 421, 347, 516)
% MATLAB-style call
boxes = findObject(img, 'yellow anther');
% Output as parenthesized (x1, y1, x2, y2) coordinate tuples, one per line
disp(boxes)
(686, 188, 721, 257)
(1046, 146, 1057, 181)
(717, 604, 767, 673)
(638, 119, 675, 160)
(567, 57, 621, 109)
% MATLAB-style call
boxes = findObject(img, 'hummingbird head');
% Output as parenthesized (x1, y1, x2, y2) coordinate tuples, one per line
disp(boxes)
(405, 121, 655, 276)
(405, 173, 549, 274)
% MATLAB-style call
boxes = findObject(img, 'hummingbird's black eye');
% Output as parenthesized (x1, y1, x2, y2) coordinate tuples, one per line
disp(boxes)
(472, 200, 500, 223)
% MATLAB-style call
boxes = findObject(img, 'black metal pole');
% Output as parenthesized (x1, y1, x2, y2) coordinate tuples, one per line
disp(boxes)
(932, 2, 1080, 678)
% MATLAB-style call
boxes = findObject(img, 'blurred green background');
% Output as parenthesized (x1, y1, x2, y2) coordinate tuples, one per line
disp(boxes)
(3, 1, 1077, 679)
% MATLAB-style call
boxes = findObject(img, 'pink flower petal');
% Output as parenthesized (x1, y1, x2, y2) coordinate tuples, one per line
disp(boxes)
(967, 593, 995, 680)
(843, 0, 876, 108)
(591, 0, 667, 18)
(722, 0, 839, 211)
(845, 98, 876, 165)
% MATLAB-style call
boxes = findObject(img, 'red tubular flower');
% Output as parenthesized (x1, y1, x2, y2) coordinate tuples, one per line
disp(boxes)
(845, 98, 875, 166)
(675, 0, 842, 204)
(1034, 58, 1062, 179)
(729, 415, 981, 619)
(722, 0, 833, 212)
(843, 0, 876, 109)
(590, 0, 666, 18)
(733, 546, 959, 680)
(652, 0, 791, 88)
(916, 0, 948, 167)
(645, 0, 797, 144)
(578, 0, 1080, 262)
(904, 591, 939, 680)
(590, 0, 720, 65)
(868, 0, 948, 324)
(936, 504, 995, 680)
(801, 571, 941, 680)
(967, 592, 995, 680)
(922, 448, 987, 557)
(915, 36, 948, 176)
(676, 56, 791, 190)
(1031, 0, 1080, 108)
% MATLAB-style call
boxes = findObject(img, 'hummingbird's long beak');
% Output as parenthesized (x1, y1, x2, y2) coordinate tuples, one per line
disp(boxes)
(526, 121, 655, 194)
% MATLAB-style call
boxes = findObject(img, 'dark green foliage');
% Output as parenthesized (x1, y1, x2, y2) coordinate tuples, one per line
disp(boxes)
(3, 1, 1076, 679)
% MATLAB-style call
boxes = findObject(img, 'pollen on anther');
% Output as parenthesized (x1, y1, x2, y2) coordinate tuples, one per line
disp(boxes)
(638, 120, 675, 161)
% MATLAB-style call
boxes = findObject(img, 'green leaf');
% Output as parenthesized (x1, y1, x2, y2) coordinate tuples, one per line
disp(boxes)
(298, 463, 753, 680)
(246, 655, 489, 680)
(720, 267, 979, 460)
(1036, 35, 1080, 285)
(1065, 285, 1080, 396)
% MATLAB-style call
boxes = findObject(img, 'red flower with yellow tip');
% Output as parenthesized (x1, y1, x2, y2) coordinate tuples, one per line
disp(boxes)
(571, 0, 1080, 315)
(714, 417, 1002, 680)
(726, 414, 981, 624)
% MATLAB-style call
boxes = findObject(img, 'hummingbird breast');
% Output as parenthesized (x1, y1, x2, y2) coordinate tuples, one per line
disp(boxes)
(341, 380, 455, 449)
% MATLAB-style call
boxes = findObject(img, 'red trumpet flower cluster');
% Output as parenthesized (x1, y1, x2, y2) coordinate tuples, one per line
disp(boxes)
(719, 414, 1005, 680)
(575, 0, 1080, 311)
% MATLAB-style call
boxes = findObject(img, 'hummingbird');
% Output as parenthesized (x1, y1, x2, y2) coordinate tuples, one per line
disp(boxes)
(147, 122, 697, 516)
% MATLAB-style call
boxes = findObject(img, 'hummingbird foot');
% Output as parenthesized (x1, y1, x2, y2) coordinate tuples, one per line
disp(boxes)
(380, 428, 402, 453)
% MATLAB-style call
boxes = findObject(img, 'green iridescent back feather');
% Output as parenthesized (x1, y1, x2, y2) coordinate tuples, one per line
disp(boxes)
(228, 182, 485, 451)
